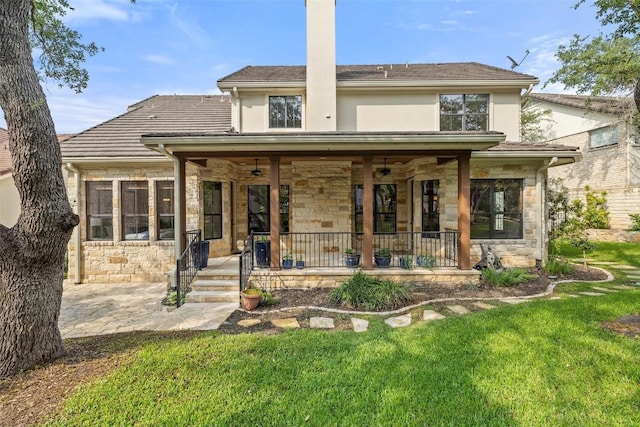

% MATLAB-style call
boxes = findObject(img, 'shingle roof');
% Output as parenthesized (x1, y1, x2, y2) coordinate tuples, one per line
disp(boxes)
(218, 62, 537, 84)
(528, 93, 633, 115)
(488, 141, 579, 152)
(60, 95, 232, 159)
(0, 127, 10, 175)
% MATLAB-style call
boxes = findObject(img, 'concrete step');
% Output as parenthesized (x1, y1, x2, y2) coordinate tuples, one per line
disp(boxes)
(196, 272, 240, 281)
(191, 279, 237, 292)
(185, 290, 239, 304)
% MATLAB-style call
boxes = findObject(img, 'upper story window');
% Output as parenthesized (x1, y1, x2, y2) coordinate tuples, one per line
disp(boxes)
(440, 94, 489, 131)
(86, 181, 113, 241)
(269, 96, 302, 128)
(590, 124, 619, 149)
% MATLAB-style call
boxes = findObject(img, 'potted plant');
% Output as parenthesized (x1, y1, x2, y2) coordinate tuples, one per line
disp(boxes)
(344, 248, 360, 268)
(255, 236, 270, 268)
(416, 254, 436, 268)
(399, 254, 413, 270)
(282, 253, 294, 269)
(374, 248, 392, 268)
(241, 287, 262, 311)
(296, 254, 305, 269)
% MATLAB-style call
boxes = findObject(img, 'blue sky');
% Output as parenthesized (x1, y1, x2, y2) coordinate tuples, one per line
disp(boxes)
(7, 0, 605, 133)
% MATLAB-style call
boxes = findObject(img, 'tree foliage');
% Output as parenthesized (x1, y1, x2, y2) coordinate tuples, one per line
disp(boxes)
(521, 96, 554, 142)
(547, 0, 640, 99)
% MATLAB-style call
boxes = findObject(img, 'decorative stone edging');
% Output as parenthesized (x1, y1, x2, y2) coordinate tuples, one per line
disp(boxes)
(241, 265, 616, 316)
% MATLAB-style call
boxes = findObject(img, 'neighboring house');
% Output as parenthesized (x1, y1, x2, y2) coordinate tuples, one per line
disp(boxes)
(0, 127, 20, 226)
(59, 0, 579, 285)
(527, 93, 640, 229)
(1, 129, 72, 227)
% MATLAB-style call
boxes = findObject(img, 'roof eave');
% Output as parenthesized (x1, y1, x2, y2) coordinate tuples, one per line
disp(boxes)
(472, 150, 582, 164)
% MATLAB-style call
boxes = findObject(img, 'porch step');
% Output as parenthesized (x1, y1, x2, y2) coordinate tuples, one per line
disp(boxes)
(195, 271, 240, 281)
(185, 290, 239, 304)
(191, 279, 238, 292)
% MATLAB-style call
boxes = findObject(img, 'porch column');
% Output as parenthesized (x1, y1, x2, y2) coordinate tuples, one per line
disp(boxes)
(457, 152, 471, 270)
(173, 157, 187, 258)
(269, 157, 281, 270)
(362, 157, 374, 269)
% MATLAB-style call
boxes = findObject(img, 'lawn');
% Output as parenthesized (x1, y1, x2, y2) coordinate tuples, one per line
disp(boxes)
(42, 241, 640, 426)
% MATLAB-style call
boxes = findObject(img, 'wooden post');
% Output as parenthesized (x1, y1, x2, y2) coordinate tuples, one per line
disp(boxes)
(363, 157, 374, 269)
(269, 157, 281, 270)
(457, 152, 471, 269)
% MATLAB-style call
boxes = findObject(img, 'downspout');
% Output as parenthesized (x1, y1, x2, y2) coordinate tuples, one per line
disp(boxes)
(536, 156, 558, 267)
(65, 163, 82, 284)
(158, 144, 182, 261)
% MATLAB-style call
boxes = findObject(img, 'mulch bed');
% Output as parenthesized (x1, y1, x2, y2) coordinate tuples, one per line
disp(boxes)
(218, 265, 609, 335)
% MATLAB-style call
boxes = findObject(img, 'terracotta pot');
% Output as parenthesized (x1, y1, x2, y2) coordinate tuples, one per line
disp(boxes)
(241, 293, 261, 311)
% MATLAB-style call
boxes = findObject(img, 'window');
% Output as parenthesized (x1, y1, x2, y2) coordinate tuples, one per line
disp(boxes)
(86, 181, 113, 240)
(440, 94, 489, 131)
(471, 179, 522, 239)
(203, 181, 223, 239)
(269, 96, 302, 128)
(422, 180, 440, 232)
(156, 181, 174, 240)
(354, 184, 397, 233)
(248, 185, 289, 233)
(121, 181, 149, 240)
(590, 124, 620, 149)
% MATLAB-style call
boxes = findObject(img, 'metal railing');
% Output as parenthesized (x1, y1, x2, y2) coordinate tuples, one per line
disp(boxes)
(249, 231, 460, 269)
(175, 229, 202, 308)
(239, 232, 254, 294)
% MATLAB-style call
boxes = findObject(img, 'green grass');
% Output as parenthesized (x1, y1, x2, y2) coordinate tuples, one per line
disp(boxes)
(50, 296, 640, 426)
(49, 243, 640, 426)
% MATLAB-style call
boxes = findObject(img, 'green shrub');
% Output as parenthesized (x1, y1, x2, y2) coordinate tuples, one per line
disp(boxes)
(546, 257, 574, 276)
(583, 185, 609, 229)
(628, 214, 640, 231)
(481, 268, 536, 287)
(329, 271, 411, 311)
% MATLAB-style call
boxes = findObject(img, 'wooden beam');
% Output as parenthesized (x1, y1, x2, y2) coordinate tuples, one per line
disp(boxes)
(269, 157, 281, 270)
(457, 152, 471, 270)
(363, 157, 374, 269)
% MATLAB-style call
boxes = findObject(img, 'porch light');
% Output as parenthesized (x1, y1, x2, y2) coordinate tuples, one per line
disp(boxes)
(251, 159, 262, 176)
(380, 158, 391, 176)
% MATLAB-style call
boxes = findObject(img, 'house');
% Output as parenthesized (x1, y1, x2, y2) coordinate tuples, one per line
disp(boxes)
(0, 127, 20, 226)
(527, 93, 640, 230)
(59, 0, 580, 286)
(1, 128, 72, 227)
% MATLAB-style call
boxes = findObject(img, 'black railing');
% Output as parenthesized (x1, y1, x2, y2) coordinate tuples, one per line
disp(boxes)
(248, 231, 460, 269)
(239, 232, 254, 295)
(175, 229, 201, 308)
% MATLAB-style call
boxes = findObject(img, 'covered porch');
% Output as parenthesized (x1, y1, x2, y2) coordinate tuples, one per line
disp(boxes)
(142, 131, 507, 287)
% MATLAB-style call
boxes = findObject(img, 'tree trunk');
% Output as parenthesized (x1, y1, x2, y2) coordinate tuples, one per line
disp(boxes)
(0, 1, 79, 378)
(635, 77, 640, 113)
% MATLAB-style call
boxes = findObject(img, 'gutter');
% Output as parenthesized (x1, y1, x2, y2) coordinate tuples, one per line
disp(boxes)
(157, 144, 183, 266)
(64, 163, 82, 284)
(536, 157, 558, 266)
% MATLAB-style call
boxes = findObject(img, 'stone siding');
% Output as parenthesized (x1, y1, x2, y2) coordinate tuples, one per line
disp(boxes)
(549, 129, 640, 229)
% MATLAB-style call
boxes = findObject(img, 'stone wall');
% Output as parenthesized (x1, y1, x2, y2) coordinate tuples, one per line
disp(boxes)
(548, 129, 640, 230)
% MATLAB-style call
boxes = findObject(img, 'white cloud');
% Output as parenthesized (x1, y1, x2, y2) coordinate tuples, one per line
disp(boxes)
(142, 54, 176, 65)
(519, 34, 576, 94)
(66, 0, 143, 23)
(167, 4, 212, 48)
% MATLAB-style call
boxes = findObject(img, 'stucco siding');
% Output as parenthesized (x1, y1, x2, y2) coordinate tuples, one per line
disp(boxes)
(0, 174, 19, 226)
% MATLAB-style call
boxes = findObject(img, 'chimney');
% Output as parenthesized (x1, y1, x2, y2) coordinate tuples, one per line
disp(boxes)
(305, 0, 337, 131)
